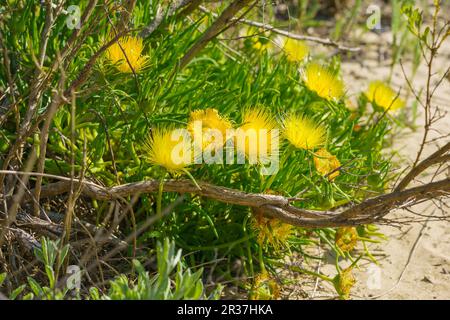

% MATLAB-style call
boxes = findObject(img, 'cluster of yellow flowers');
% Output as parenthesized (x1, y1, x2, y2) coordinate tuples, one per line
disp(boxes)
(102, 34, 407, 300)
(242, 31, 406, 110)
(104, 36, 404, 114)
(104, 36, 405, 183)
(301, 61, 405, 112)
(144, 106, 341, 180)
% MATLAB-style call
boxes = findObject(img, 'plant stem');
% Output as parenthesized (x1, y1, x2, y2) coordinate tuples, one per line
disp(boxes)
(156, 172, 167, 218)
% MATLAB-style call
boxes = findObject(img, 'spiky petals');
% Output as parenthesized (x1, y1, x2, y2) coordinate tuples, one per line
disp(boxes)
(314, 148, 341, 180)
(187, 108, 232, 151)
(144, 127, 192, 173)
(365, 81, 405, 112)
(283, 114, 326, 150)
(106, 37, 148, 73)
(282, 38, 309, 63)
(302, 63, 345, 101)
(236, 108, 278, 162)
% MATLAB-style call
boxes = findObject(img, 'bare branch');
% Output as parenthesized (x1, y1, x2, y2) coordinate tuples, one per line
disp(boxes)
(1, 170, 446, 228)
(180, 0, 256, 69)
(395, 141, 450, 191)
(139, 0, 194, 38)
(198, 5, 361, 52)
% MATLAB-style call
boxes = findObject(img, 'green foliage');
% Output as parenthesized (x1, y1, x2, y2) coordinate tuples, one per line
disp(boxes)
(92, 239, 217, 300)
(0, 238, 214, 300)
(0, 273, 26, 300)
(0, 0, 419, 299)
(26, 238, 70, 300)
(0, 238, 70, 300)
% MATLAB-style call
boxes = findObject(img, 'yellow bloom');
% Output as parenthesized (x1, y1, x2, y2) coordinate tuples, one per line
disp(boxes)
(243, 27, 271, 51)
(106, 37, 148, 73)
(252, 208, 293, 250)
(249, 271, 280, 300)
(335, 227, 358, 252)
(252, 39, 271, 51)
(236, 108, 278, 162)
(282, 38, 309, 62)
(144, 127, 192, 172)
(302, 63, 345, 101)
(187, 108, 232, 151)
(333, 267, 356, 300)
(283, 114, 326, 150)
(314, 148, 341, 180)
(365, 81, 405, 112)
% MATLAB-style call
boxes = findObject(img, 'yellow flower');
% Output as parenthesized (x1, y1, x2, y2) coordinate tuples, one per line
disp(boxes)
(252, 39, 271, 51)
(365, 81, 405, 112)
(283, 114, 326, 150)
(282, 38, 309, 62)
(314, 148, 341, 180)
(335, 227, 358, 252)
(249, 271, 280, 300)
(333, 267, 356, 300)
(302, 63, 345, 101)
(243, 27, 271, 51)
(106, 36, 148, 73)
(252, 208, 293, 250)
(144, 127, 192, 173)
(236, 108, 278, 162)
(187, 108, 232, 151)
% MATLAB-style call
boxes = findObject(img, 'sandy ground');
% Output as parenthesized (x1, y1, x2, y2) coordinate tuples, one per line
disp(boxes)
(311, 31, 450, 300)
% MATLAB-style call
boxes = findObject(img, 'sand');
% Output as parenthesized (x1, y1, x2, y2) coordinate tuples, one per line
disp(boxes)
(320, 31, 450, 300)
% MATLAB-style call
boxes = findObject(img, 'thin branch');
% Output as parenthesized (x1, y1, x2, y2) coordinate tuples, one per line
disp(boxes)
(139, 0, 194, 38)
(33, 54, 67, 216)
(0, 0, 99, 186)
(178, 0, 203, 18)
(198, 5, 361, 52)
(180, 0, 256, 69)
(17, 1, 59, 154)
(117, 0, 137, 31)
(395, 141, 450, 191)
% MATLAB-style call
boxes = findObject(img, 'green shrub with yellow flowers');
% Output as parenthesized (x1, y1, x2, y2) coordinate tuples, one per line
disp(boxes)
(0, 0, 417, 300)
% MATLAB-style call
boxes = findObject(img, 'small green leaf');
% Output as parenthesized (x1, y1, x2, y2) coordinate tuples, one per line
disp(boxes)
(27, 277, 44, 296)
(9, 284, 26, 300)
